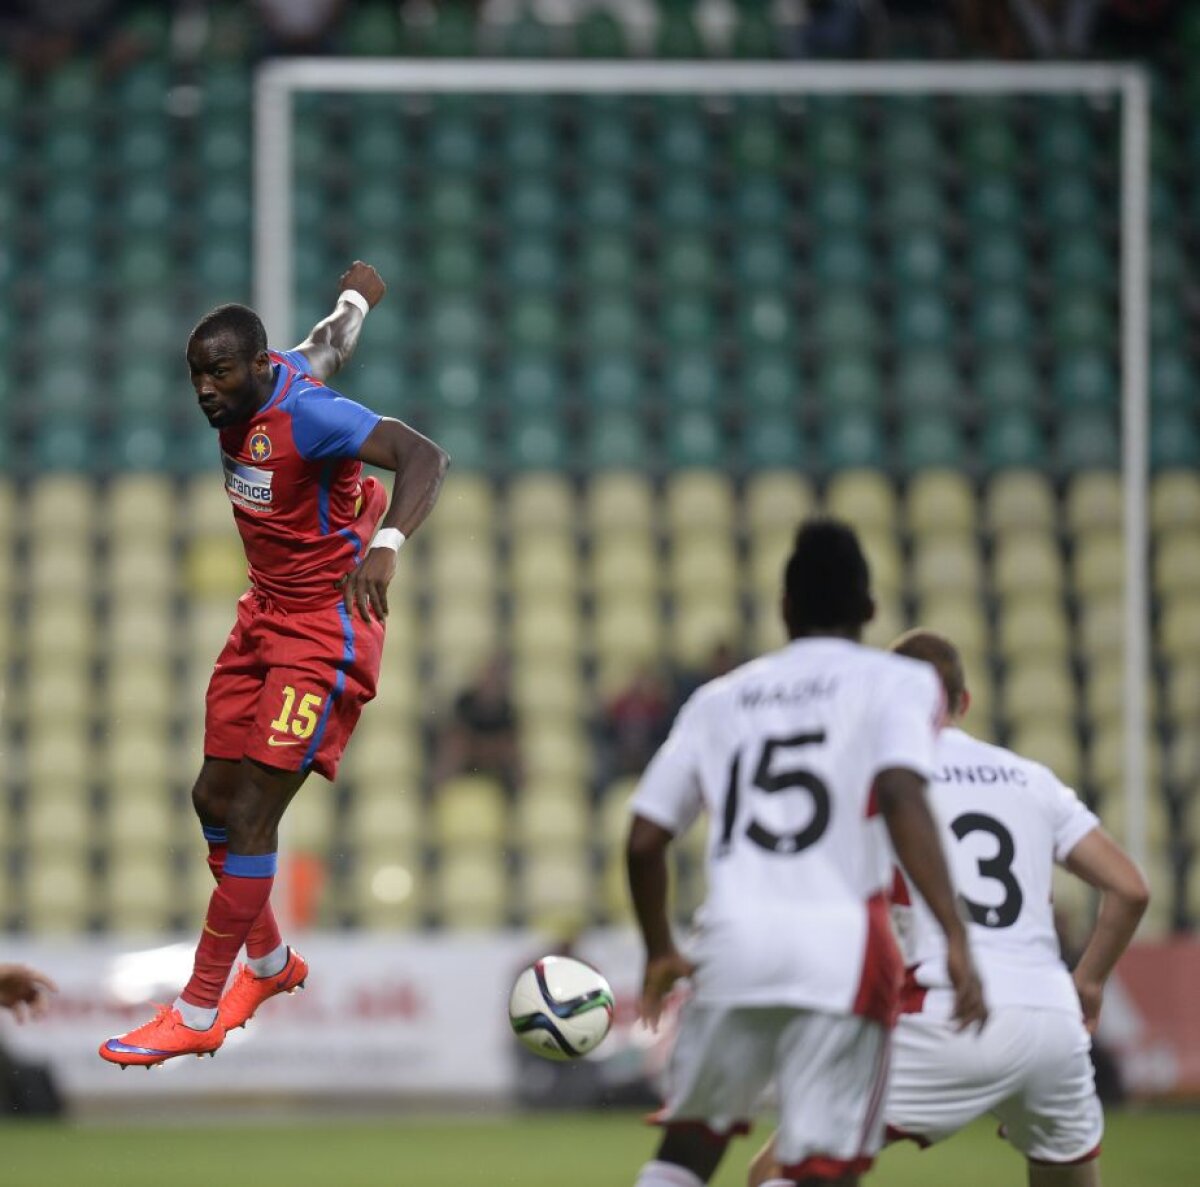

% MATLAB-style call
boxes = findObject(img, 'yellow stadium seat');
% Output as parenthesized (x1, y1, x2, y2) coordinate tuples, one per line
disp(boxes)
(1166, 732, 1199, 792)
(30, 475, 94, 536)
(25, 784, 94, 854)
(26, 596, 95, 662)
(1151, 470, 1200, 533)
(340, 722, 423, 792)
(107, 538, 177, 600)
(1160, 600, 1200, 660)
(186, 597, 236, 662)
(863, 594, 906, 652)
(427, 472, 494, 537)
(992, 532, 1064, 598)
(278, 788, 334, 856)
(514, 784, 590, 852)
(100, 725, 172, 793)
(184, 476, 235, 537)
(512, 656, 583, 722)
(105, 792, 177, 854)
(344, 846, 424, 929)
(1076, 593, 1125, 664)
(599, 847, 634, 924)
(1165, 661, 1200, 728)
(667, 534, 738, 597)
(1051, 866, 1095, 950)
(960, 670, 995, 738)
(1155, 531, 1200, 597)
(185, 536, 248, 597)
(0, 478, 14, 539)
(344, 786, 423, 850)
(825, 469, 896, 534)
(1065, 471, 1122, 536)
(511, 595, 582, 662)
(434, 848, 508, 928)
(506, 472, 575, 534)
(911, 595, 990, 659)
(108, 473, 176, 538)
(429, 535, 498, 598)
(106, 658, 176, 726)
(589, 534, 660, 599)
(858, 531, 904, 598)
(598, 777, 638, 851)
(433, 774, 508, 848)
(743, 471, 816, 536)
(910, 535, 982, 598)
(428, 594, 500, 679)
(107, 601, 174, 662)
(1073, 534, 1124, 598)
(26, 664, 92, 727)
(1081, 656, 1155, 733)
(1087, 729, 1161, 797)
(586, 471, 656, 536)
(995, 594, 1070, 661)
(107, 855, 176, 932)
(1007, 722, 1083, 788)
(671, 600, 742, 669)
(22, 852, 93, 932)
(1000, 661, 1076, 727)
(749, 592, 788, 655)
(518, 851, 591, 933)
(591, 595, 662, 667)
(985, 471, 1056, 535)
(25, 723, 91, 787)
(29, 537, 91, 596)
(664, 470, 736, 536)
(523, 724, 591, 784)
(906, 469, 977, 535)
(748, 528, 792, 600)
(509, 533, 577, 599)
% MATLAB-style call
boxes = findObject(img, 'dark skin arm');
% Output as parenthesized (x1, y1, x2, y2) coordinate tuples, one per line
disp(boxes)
(291, 260, 387, 383)
(627, 815, 697, 1028)
(877, 766, 988, 1031)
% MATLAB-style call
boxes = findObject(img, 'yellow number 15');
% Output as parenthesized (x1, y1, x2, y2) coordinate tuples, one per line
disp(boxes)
(270, 686, 324, 739)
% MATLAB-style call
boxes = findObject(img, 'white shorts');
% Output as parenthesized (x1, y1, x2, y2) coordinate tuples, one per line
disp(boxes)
(886, 1005, 1104, 1165)
(656, 1003, 890, 1180)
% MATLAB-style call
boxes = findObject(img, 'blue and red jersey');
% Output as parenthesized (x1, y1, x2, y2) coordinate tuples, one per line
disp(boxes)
(217, 350, 385, 612)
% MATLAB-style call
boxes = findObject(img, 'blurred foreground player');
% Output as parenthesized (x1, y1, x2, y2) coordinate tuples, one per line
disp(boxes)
(0, 964, 56, 1023)
(625, 520, 986, 1187)
(100, 262, 449, 1067)
(748, 630, 1150, 1187)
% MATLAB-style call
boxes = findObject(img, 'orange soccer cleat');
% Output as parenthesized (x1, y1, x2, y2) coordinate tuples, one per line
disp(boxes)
(99, 1005, 225, 1068)
(217, 948, 309, 1032)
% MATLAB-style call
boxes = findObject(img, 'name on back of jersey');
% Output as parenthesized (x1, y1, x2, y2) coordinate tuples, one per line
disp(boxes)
(933, 762, 1029, 787)
(222, 452, 273, 513)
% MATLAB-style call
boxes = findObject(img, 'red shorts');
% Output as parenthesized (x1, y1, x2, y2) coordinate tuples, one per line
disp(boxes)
(204, 591, 385, 781)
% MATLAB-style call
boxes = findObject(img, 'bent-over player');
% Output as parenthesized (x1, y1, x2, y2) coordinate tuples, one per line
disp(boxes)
(626, 521, 986, 1187)
(101, 262, 448, 1067)
(749, 629, 1149, 1187)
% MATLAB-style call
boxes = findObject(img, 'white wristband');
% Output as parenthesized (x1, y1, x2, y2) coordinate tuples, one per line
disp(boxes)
(370, 528, 406, 553)
(338, 289, 370, 317)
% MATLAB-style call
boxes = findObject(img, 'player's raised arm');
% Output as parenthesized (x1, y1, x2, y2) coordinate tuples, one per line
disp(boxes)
(877, 766, 987, 1032)
(1062, 828, 1150, 1032)
(339, 418, 449, 623)
(291, 260, 387, 382)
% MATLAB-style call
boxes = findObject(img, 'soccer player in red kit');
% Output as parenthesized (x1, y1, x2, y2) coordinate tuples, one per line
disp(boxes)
(100, 262, 449, 1067)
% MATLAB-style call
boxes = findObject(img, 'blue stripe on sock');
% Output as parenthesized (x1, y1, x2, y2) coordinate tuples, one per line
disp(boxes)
(202, 826, 229, 844)
(224, 852, 278, 879)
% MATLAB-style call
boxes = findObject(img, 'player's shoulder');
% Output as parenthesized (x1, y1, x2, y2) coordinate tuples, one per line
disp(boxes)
(937, 728, 1062, 793)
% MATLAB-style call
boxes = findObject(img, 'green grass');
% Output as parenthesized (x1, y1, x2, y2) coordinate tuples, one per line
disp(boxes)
(1, 1109, 1193, 1186)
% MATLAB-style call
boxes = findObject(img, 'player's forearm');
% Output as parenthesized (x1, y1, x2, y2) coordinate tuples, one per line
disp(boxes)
(373, 426, 450, 539)
(627, 838, 675, 959)
(295, 300, 366, 383)
(1073, 887, 1148, 990)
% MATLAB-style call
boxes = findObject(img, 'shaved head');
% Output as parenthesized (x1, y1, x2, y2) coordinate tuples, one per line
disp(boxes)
(891, 628, 966, 716)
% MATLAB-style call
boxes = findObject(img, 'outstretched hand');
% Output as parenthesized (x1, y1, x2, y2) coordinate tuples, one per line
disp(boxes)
(339, 260, 386, 308)
(338, 545, 397, 624)
(639, 949, 696, 1031)
(0, 964, 57, 1023)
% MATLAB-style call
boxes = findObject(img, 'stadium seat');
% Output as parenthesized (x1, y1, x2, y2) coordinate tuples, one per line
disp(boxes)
(1151, 470, 1200, 532)
(341, 723, 423, 794)
(744, 471, 815, 536)
(996, 595, 1071, 662)
(984, 471, 1057, 535)
(432, 775, 508, 850)
(1000, 661, 1076, 729)
(1065, 471, 1123, 537)
(344, 788, 422, 852)
(910, 535, 982, 599)
(1007, 723, 1083, 790)
(518, 851, 592, 933)
(434, 849, 509, 929)
(22, 853, 94, 933)
(1160, 601, 1200, 660)
(1073, 533, 1125, 597)
(992, 532, 1064, 598)
(911, 595, 990, 660)
(664, 471, 736, 536)
(1076, 594, 1126, 665)
(1156, 532, 1200, 597)
(585, 472, 656, 536)
(825, 470, 896, 534)
(511, 595, 581, 664)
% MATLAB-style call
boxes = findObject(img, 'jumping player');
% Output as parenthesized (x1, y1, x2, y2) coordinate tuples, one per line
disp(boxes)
(748, 630, 1149, 1187)
(100, 262, 449, 1067)
(626, 520, 986, 1187)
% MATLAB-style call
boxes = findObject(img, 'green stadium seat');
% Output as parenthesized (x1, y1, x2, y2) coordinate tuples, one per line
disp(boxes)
(580, 112, 636, 173)
(580, 233, 636, 288)
(429, 414, 488, 470)
(504, 356, 559, 415)
(1151, 409, 1200, 470)
(579, 176, 635, 228)
(897, 352, 959, 416)
(1058, 410, 1120, 470)
(664, 352, 720, 411)
(658, 174, 714, 229)
(584, 356, 641, 411)
(1041, 176, 1099, 226)
(503, 117, 554, 173)
(44, 238, 99, 287)
(116, 63, 170, 114)
(660, 295, 716, 349)
(429, 296, 486, 352)
(413, 1, 477, 56)
(574, 9, 628, 56)
(43, 125, 97, 175)
(666, 410, 725, 468)
(981, 411, 1047, 470)
(657, 10, 705, 57)
(821, 410, 885, 470)
(810, 176, 870, 232)
(976, 352, 1039, 412)
(1037, 110, 1093, 169)
(973, 290, 1033, 349)
(962, 110, 1020, 173)
(657, 104, 710, 170)
(891, 230, 948, 287)
(733, 233, 792, 289)
(508, 412, 570, 470)
(813, 292, 876, 352)
(817, 354, 882, 410)
(884, 178, 946, 229)
(742, 414, 805, 469)
(901, 415, 966, 470)
(731, 109, 784, 171)
(1052, 233, 1113, 290)
(507, 296, 561, 353)
(733, 11, 780, 57)
(116, 238, 173, 290)
(807, 111, 863, 172)
(1151, 351, 1195, 410)
(661, 235, 717, 290)
(429, 355, 484, 415)
(742, 353, 800, 413)
(502, 236, 560, 292)
(970, 233, 1029, 289)
(896, 290, 954, 350)
(504, 177, 560, 230)
(1055, 352, 1117, 408)
(966, 178, 1023, 230)
(880, 111, 941, 172)
(1051, 292, 1112, 351)
(581, 294, 638, 352)
(425, 177, 479, 230)
(584, 411, 648, 469)
(812, 235, 872, 287)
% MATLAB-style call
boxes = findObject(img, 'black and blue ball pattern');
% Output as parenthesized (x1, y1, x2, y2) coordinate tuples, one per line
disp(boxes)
(509, 955, 616, 1062)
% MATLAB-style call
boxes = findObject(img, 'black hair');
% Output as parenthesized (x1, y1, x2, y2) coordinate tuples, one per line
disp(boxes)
(189, 303, 268, 360)
(783, 518, 873, 634)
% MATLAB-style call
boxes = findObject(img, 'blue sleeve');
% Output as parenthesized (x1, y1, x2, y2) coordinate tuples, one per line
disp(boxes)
(276, 349, 314, 376)
(290, 388, 382, 461)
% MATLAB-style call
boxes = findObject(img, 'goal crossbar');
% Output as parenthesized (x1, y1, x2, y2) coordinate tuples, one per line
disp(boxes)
(254, 59, 1151, 871)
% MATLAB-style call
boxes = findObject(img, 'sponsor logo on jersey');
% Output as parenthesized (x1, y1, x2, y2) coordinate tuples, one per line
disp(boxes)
(222, 452, 274, 513)
(249, 431, 272, 462)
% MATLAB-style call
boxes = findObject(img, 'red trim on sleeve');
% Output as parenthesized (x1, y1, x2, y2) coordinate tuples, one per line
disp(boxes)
(779, 1154, 874, 1181)
(852, 891, 904, 1026)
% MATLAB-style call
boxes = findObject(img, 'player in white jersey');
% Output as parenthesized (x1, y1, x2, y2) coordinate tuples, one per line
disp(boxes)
(626, 522, 986, 1187)
(749, 629, 1149, 1187)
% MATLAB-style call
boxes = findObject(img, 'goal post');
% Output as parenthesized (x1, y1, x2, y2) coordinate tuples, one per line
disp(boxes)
(253, 59, 1151, 871)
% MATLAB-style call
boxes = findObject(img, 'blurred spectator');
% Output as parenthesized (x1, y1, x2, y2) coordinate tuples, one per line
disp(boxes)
(793, 0, 868, 57)
(671, 640, 738, 710)
(600, 663, 675, 782)
(433, 654, 522, 793)
(0, 0, 147, 76)
(1006, 0, 1102, 57)
(254, 0, 346, 55)
(0, 964, 55, 1023)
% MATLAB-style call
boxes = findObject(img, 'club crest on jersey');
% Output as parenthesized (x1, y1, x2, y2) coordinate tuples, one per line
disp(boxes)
(222, 452, 273, 513)
(249, 430, 272, 462)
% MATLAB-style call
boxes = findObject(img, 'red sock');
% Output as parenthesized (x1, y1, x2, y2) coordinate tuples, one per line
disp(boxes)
(204, 833, 283, 961)
(181, 854, 277, 1008)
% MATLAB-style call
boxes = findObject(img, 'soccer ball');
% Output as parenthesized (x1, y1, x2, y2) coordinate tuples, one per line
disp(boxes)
(508, 955, 615, 1061)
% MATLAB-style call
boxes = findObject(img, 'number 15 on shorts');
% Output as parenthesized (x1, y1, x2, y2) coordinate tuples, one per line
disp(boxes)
(269, 685, 324, 742)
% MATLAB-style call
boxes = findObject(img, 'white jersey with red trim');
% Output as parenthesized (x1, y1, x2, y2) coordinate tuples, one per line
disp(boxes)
(897, 727, 1100, 1020)
(630, 638, 942, 1023)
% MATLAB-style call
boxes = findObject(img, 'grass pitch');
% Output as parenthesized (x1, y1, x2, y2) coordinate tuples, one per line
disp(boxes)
(2, 1108, 1193, 1186)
